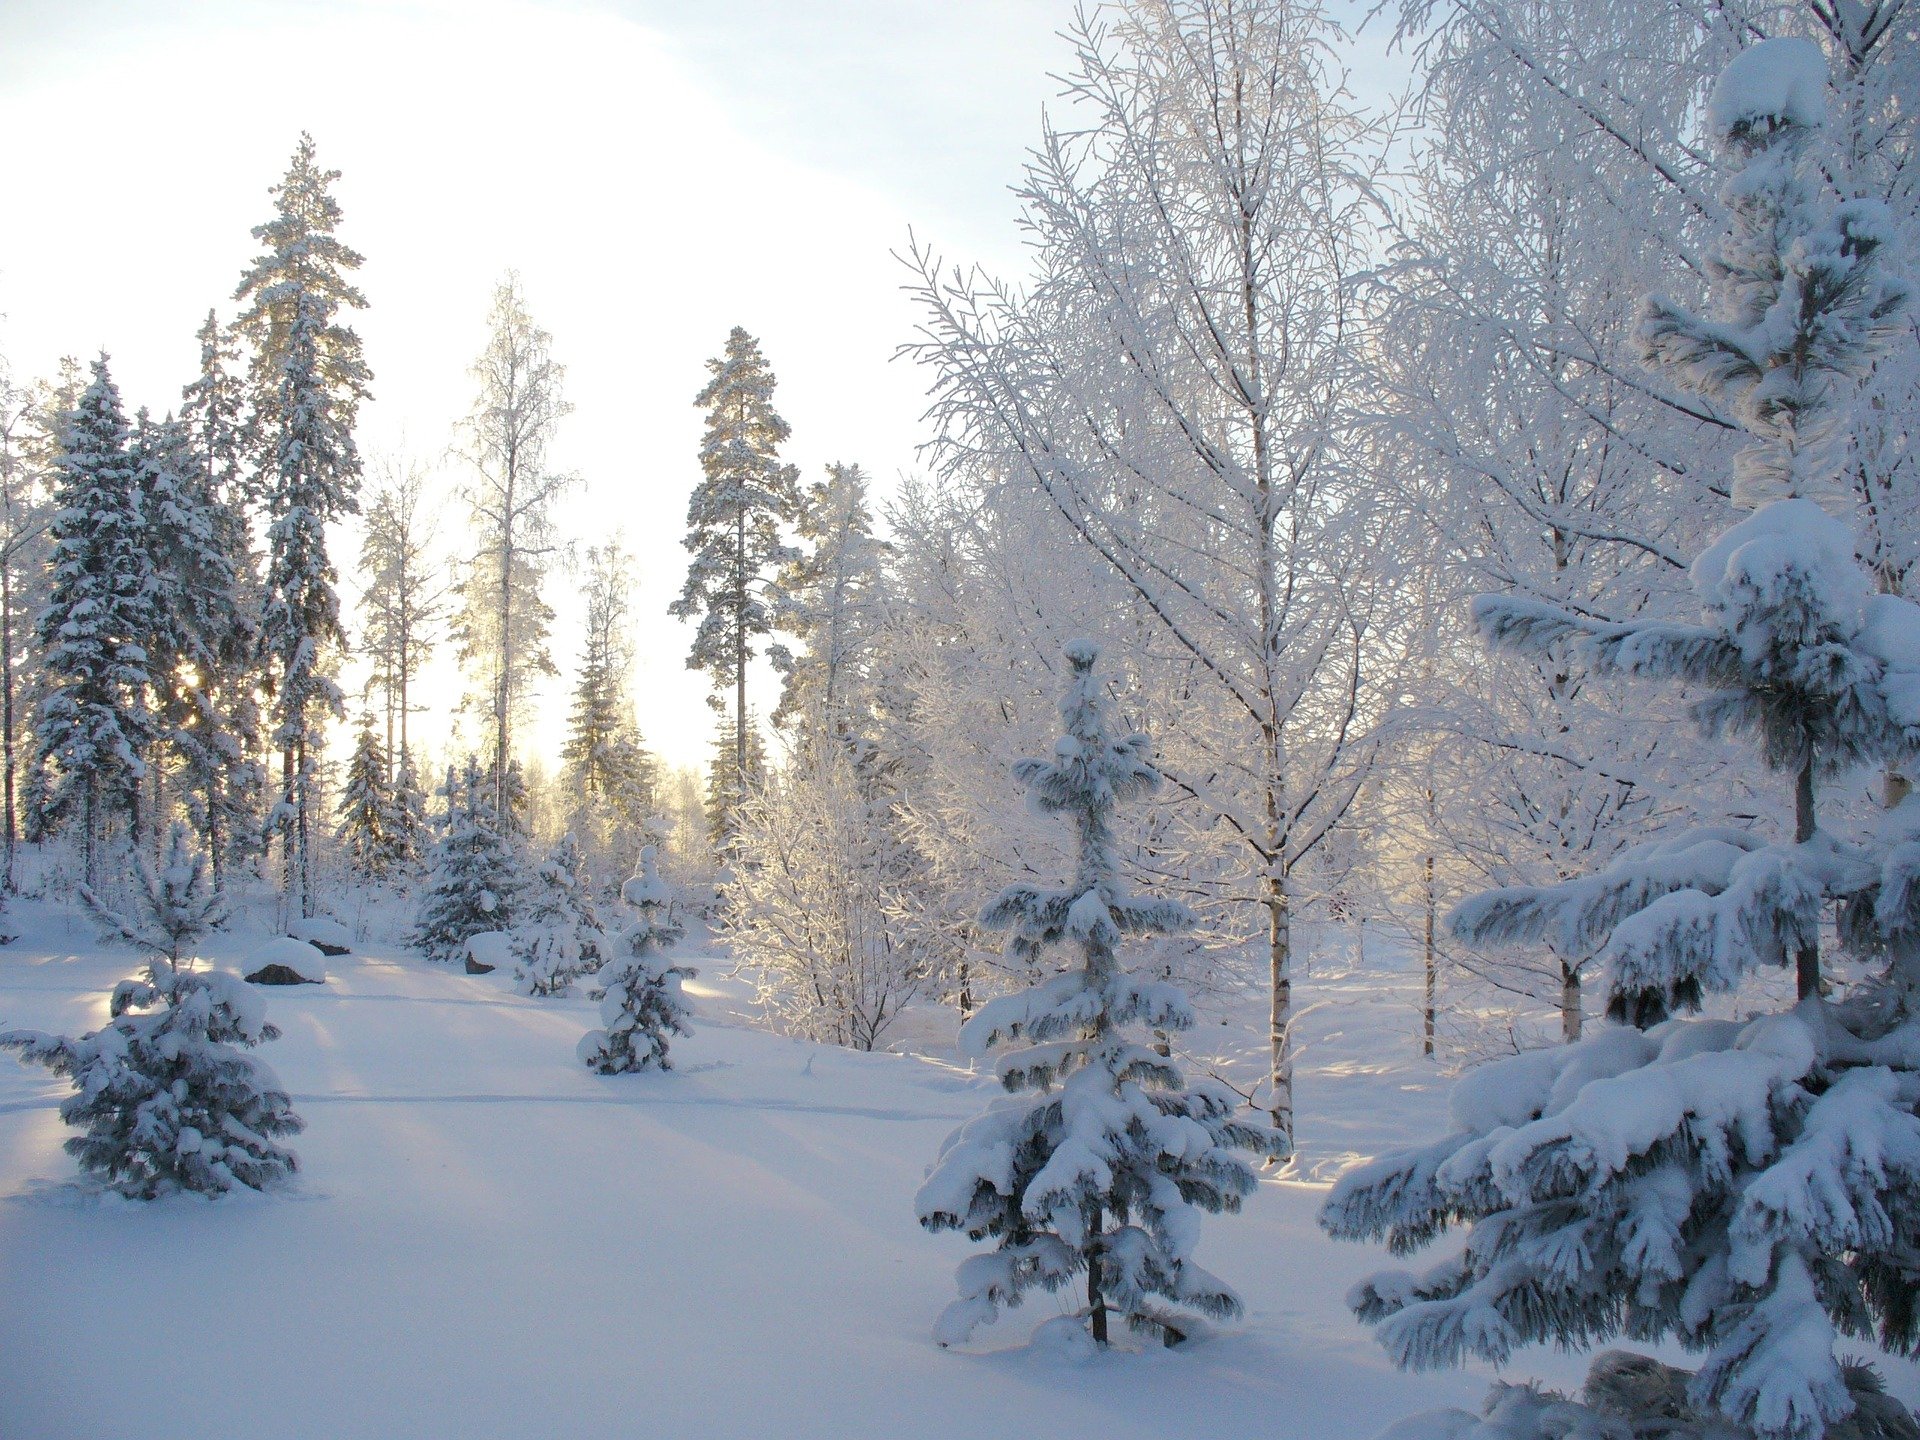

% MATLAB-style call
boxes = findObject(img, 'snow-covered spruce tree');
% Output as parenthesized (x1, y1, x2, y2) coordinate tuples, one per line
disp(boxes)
(670, 326, 800, 800)
(410, 756, 523, 962)
(916, 641, 1274, 1349)
(335, 718, 401, 882)
(80, 822, 229, 968)
(579, 845, 693, 1073)
(1640, 38, 1910, 517)
(513, 832, 606, 997)
(0, 824, 302, 1198)
(169, 317, 266, 888)
(389, 747, 430, 879)
(1319, 44, 1920, 1440)
(235, 134, 369, 919)
(133, 409, 260, 880)
(37, 355, 156, 886)
(561, 539, 658, 875)
(768, 461, 891, 741)
(704, 704, 767, 860)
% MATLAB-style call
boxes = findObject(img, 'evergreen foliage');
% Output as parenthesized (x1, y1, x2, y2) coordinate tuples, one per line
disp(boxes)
(80, 822, 228, 969)
(1, 825, 300, 1199)
(410, 756, 524, 962)
(579, 846, 693, 1073)
(335, 719, 402, 881)
(236, 133, 369, 918)
(1321, 47, 1920, 1440)
(561, 539, 657, 873)
(36, 356, 156, 882)
(917, 641, 1275, 1348)
(513, 832, 606, 997)
(704, 706, 766, 858)
(136, 394, 263, 888)
(670, 326, 799, 788)
(1640, 39, 1910, 513)
(389, 747, 430, 878)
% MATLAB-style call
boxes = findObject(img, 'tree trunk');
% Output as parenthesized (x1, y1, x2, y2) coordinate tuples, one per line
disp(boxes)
(1, 557, 15, 895)
(1560, 961, 1582, 1042)
(1422, 850, 1436, 1058)
(1794, 748, 1819, 1000)
(735, 507, 748, 783)
(496, 528, 512, 819)
(82, 774, 97, 891)
(281, 740, 298, 915)
(1086, 1204, 1108, 1345)
(1267, 862, 1294, 1156)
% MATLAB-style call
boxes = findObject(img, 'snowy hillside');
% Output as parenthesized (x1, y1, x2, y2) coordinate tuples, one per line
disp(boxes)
(0, 908, 1562, 1440)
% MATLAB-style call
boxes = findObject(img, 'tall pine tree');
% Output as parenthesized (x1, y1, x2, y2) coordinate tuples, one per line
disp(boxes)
(235, 135, 370, 918)
(670, 326, 799, 788)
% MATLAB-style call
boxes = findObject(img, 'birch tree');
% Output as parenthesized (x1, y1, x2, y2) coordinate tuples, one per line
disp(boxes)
(456, 273, 576, 817)
(358, 453, 447, 778)
(905, 0, 1395, 1152)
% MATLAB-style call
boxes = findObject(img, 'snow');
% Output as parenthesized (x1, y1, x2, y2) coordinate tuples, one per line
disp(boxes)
(0, 899, 1654, 1440)
(1707, 38, 1828, 140)
(463, 930, 514, 970)
(1688, 498, 1868, 637)
(288, 917, 352, 952)
(246, 937, 328, 984)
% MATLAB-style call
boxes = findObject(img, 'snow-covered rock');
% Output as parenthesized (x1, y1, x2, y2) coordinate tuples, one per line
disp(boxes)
(464, 930, 513, 975)
(245, 937, 327, 985)
(288, 916, 353, 956)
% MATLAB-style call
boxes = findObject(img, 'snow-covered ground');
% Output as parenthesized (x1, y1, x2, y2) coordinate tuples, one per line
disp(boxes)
(0, 902, 1909, 1439)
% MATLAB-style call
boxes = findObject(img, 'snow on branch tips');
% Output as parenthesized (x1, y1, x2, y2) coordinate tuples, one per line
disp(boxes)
(2, 826, 301, 1199)
(917, 639, 1275, 1351)
(1325, 36, 1920, 1440)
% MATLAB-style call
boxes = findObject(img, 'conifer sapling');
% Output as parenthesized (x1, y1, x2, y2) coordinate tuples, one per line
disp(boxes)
(579, 846, 694, 1073)
(917, 640, 1274, 1350)
(1, 825, 303, 1198)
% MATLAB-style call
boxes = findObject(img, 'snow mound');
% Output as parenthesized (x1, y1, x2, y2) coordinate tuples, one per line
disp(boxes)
(288, 916, 353, 953)
(245, 937, 327, 984)
(464, 930, 513, 974)
(1708, 37, 1828, 141)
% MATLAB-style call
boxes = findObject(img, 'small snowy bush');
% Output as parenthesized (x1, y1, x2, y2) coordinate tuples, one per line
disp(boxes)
(579, 847, 693, 1073)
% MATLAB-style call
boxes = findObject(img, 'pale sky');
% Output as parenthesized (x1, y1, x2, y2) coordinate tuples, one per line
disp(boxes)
(0, 0, 1401, 777)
